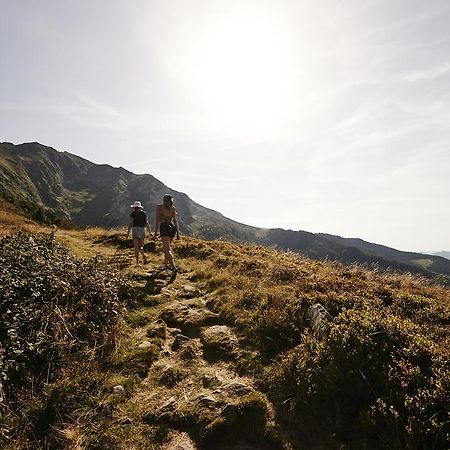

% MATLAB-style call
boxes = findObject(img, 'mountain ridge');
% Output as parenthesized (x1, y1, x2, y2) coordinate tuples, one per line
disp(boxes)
(431, 250, 450, 260)
(1, 140, 449, 281)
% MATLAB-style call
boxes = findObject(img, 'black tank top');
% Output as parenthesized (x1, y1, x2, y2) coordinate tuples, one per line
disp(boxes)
(130, 210, 147, 227)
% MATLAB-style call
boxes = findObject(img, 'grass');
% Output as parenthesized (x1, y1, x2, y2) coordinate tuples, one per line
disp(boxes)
(170, 238, 450, 449)
(0, 209, 47, 237)
(0, 213, 449, 449)
(411, 258, 434, 269)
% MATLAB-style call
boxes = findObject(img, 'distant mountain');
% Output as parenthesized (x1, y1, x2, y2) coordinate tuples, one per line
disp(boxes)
(317, 234, 450, 280)
(1, 141, 449, 281)
(430, 251, 450, 260)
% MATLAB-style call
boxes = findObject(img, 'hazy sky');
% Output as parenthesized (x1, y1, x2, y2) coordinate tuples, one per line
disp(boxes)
(1, 0, 450, 252)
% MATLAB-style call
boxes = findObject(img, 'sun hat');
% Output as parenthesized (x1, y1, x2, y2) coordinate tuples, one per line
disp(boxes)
(131, 200, 143, 208)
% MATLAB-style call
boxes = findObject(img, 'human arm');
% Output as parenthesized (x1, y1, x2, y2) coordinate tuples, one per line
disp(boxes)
(154, 206, 160, 238)
(145, 213, 153, 236)
(127, 216, 133, 236)
(173, 213, 181, 240)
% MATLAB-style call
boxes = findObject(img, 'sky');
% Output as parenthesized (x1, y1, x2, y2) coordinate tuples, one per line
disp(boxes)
(1, 0, 449, 252)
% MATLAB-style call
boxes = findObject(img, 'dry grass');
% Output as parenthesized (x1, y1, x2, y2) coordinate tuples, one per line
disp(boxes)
(0, 209, 47, 237)
(1, 212, 449, 449)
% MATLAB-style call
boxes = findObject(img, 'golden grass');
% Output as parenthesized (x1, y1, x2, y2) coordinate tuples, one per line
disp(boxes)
(0, 210, 47, 237)
(55, 227, 126, 258)
(2, 212, 449, 449)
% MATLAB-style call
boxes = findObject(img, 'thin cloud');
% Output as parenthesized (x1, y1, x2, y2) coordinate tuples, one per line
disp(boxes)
(401, 63, 450, 82)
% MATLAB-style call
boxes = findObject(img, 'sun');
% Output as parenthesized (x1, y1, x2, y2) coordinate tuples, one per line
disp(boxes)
(190, 15, 292, 132)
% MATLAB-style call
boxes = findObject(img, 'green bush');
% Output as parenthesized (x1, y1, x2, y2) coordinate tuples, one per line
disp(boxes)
(1, 192, 75, 227)
(0, 231, 131, 404)
(268, 305, 450, 449)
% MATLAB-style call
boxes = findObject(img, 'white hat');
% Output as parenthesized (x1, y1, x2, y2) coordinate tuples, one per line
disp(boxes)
(130, 200, 143, 208)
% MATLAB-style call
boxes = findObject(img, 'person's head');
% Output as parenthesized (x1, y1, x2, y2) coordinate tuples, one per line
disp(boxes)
(131, 200, 143, 210)
(163, 194, 174, 208)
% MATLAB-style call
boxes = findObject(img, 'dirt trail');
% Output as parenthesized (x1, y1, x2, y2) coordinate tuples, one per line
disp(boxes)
(109, 263, 284, 450)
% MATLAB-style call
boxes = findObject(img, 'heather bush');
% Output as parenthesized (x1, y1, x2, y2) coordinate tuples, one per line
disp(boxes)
(0, 231, 131, 405)
(180, 237, 449, 449)
(268, 305, 450, 449)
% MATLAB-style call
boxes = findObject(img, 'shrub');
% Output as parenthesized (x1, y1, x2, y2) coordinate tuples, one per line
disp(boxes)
(0, 231, 132, 405)
(268, 306, 450, 449)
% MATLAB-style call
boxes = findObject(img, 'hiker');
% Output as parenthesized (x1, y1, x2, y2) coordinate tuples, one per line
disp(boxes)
(127, 200, 153, 265)
(154, 194, 180, 270)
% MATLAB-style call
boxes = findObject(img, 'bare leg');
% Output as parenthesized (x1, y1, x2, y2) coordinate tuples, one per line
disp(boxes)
(169, 237, 177, 269)
(138, 239, 147, 263)
(162, 236, 174, 268)
(133, 239, 140, 264)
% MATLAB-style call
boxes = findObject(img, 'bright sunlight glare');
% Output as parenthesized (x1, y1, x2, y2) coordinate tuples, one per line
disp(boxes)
(189, 15, 292, 132)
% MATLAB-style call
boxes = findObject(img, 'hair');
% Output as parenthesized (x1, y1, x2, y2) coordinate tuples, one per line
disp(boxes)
(163, 194, 177, 213)
(163, 194, 173, 204)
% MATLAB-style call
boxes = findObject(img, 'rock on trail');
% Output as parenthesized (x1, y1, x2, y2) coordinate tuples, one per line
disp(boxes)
(110, 265, 285, 449)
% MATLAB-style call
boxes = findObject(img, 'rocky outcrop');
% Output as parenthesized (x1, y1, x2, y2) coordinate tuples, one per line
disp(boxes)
(201, 325, 238, 360)
(159, 299, 220, 335)
(305, 303, 333, 340)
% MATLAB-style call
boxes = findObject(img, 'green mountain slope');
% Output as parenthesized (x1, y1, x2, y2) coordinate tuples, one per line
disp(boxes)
(1, 141, 449, 281)
(318, 233, 450, 278)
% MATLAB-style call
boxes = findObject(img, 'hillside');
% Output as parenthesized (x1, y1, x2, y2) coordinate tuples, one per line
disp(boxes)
(318, 233, 450, 280)
(1, 141, 450, 281)
(432, 251, 450, 260)
(0, 217, 449, 449)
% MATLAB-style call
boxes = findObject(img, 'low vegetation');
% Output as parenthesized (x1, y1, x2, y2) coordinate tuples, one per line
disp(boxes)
(0, 231, 132, 448)
(0, 224, 448, 449)
(174, 238, 450, 449)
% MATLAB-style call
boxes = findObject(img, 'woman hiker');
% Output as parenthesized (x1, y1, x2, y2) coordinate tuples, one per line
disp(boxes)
(127, 200, 153, 265)
(154, 194, 180, 270)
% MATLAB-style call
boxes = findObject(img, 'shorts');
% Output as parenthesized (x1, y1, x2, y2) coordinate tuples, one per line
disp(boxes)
(132, 227, 145, 240)
(160, 222, 176, 238)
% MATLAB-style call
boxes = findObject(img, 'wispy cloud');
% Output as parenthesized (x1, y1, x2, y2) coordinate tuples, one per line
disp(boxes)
(400, 63, 450, 82)
(2, 0, 450, 250)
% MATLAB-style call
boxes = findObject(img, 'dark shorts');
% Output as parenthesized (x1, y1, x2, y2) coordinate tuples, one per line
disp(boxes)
(160, 222, 176, 238)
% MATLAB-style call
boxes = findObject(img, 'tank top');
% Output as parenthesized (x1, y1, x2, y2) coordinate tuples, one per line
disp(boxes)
(130, 210, 147, 227)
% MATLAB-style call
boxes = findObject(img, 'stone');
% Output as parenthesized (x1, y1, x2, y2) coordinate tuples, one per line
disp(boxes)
(138, 341, 153, 349)
(160, 365, 183, 388)
(172, 334, 190, 350)
(179, 342, 199, 360)
(201, 325, 237, 360)
(193, 393, 218, 407)
(112, 385, 126, 397)
(305, 303, 333, 340)
(161, 431, 197, 450)
(160, 300, 219, 333)
(220, 382, 255, 397)
(146, 319, 167, 339)
(168, 327, 182, 336)
(201, 374, 219, 388)
(156, 396, 177, 416)
(180, 285, 200, 299)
